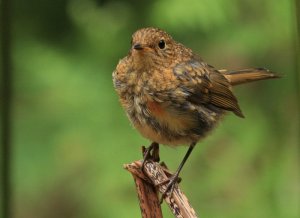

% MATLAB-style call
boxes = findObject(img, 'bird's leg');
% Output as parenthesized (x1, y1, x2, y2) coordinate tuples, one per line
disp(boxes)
(160, 142, 196, 203)
(142, 142, 160, 171)
(151, 142, 160, 162)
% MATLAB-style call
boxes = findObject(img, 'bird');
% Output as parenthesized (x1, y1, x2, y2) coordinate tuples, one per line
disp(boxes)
(112, 27, 279, 199)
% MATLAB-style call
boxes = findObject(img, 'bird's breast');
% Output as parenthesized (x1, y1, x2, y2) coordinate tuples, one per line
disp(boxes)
(146, 100, 166, 117)
(129, 96, 201, 146)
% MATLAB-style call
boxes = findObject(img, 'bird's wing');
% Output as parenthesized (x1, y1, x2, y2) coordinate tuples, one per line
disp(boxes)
(173, 59, 244, 118)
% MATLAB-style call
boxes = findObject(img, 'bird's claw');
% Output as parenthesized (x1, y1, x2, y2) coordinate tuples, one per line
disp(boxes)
(159, 173, 180, 204)
(142, 142, 160, 172)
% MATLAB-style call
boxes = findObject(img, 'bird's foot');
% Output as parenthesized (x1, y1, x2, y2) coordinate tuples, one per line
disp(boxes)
(142, 142, 160, 172)
(159, 171, 180, 204)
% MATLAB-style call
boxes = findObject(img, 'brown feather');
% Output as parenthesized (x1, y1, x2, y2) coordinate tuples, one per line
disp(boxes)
(220, 68, 280, 86)
(186, 68, 245, 118)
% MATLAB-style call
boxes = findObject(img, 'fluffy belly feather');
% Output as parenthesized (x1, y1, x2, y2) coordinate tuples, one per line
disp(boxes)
(134, 122, 194, 146)
(130, 100, 215, 146)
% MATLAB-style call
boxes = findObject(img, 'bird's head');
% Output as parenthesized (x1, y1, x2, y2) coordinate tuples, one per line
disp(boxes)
(130, 27, 190, 69)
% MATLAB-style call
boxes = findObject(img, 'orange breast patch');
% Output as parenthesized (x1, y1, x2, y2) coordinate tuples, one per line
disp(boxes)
(145, 100, 197, 138)
(147, 101, 165, 116)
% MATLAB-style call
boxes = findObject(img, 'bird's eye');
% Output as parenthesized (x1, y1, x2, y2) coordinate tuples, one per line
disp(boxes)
(158, 40, 166, 49)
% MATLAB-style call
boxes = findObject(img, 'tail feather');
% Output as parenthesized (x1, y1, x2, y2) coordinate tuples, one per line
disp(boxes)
(220, 68, 280, 86)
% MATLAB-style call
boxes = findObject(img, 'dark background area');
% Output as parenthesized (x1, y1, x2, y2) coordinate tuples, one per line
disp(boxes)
(1, 0, 299, 217)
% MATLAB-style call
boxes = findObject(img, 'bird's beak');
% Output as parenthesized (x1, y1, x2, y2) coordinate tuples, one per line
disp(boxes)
(133, 43, 144, 50)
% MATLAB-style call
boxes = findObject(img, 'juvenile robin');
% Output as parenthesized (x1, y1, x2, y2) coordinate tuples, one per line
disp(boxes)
(113, 27, 278, 199)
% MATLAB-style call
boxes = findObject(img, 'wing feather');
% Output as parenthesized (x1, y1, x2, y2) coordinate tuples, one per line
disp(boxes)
(173, 59, 244, 118)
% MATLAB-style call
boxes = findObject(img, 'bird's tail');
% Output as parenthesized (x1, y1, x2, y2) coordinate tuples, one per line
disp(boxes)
(220, 68, 280, 86)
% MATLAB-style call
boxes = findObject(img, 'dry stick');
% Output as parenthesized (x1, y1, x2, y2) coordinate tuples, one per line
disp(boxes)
(124, 159, 198, 218)
(124, 161, 163, 218)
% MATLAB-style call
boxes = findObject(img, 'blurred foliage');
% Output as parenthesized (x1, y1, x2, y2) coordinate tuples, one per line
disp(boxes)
(0, 0, 299, 217)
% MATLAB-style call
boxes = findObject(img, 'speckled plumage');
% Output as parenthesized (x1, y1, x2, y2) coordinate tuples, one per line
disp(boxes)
(113, 27, 278, 146)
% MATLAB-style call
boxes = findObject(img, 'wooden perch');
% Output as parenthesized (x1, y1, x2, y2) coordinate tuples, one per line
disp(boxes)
(124, 155, 199, 218)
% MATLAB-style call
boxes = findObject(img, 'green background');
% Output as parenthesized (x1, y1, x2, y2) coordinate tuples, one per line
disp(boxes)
(1, 0, 299, 217)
